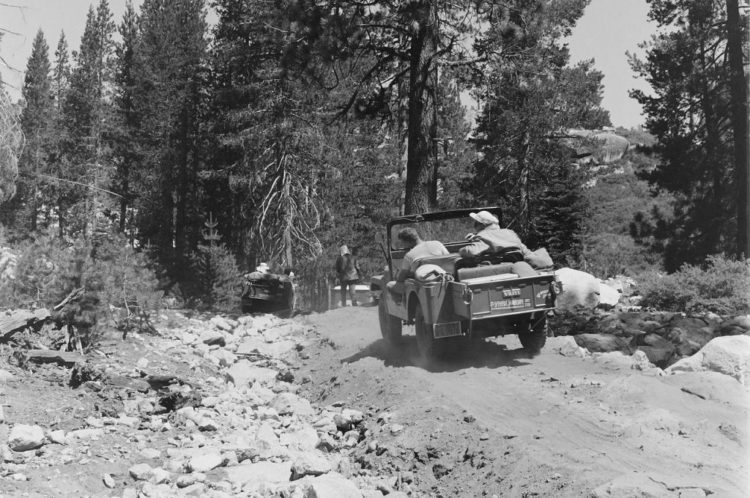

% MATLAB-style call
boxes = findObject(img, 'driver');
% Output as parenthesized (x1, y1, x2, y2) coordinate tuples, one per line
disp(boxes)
(395, 227, 449, 282)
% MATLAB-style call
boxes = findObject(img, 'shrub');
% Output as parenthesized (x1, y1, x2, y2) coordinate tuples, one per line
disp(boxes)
(0, 231, 163, 349)
(189, 243, 241, 312)
(581, 233, 661, 278)
(88, 235, 163, 334)
(637, 254, 750, 315)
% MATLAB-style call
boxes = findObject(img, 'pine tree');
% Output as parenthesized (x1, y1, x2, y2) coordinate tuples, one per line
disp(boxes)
(133, 0, 207, 278)
(64, 0, 116, 237)
(629, 0, 747, 270)
(112, 1, 139, 233)
(208, 0, 333, 269)
(16, 30, 52, 232)
(48, 31, 75, 237)
(470, 2, 609, 250)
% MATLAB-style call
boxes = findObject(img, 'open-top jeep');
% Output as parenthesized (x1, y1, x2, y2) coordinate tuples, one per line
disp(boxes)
(371, 207, 559, 359)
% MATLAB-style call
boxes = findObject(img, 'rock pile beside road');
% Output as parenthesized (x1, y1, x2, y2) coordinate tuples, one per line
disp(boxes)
(552, 309, 750, 368)
(0, 311, 411, 497)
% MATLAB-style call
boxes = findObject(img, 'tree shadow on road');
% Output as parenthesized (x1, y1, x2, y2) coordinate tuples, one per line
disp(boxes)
(341, 335, 532, 372)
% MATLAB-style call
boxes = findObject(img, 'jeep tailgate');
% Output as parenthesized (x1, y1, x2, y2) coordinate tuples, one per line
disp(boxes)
(449, 274, 555, 319)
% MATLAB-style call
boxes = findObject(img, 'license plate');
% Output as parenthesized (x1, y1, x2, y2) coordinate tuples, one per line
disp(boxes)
(490, 298, 530, 310)
(433, 321, 463, 338)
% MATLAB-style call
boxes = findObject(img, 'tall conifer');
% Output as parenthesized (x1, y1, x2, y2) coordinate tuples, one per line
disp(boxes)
(17, 30, 52, 231)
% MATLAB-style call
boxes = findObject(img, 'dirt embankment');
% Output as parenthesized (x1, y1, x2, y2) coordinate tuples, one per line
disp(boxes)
(0, 305, 747, 498)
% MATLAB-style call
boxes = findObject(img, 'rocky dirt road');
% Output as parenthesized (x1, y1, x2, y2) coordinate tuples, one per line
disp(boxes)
(297, 305, 749, 497)
(0, 305, 747, 498)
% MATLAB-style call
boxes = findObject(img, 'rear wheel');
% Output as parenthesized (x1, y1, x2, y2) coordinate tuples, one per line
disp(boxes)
(519, 315, 547, 356)
(378, 298, 402, 344)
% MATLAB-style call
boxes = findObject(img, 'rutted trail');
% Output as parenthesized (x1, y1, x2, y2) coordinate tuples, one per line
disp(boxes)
(298, 305, 749, 497)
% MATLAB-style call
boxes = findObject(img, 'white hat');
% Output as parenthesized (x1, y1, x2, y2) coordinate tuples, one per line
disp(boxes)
(469, 210, 499, 225)
(340, 245, 350, 255)
(256, 262, 270, 272)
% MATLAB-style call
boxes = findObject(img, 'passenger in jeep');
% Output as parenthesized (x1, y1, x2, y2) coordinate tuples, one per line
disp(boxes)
(459, 211, 537, 277)
(395, 227, 449, 282)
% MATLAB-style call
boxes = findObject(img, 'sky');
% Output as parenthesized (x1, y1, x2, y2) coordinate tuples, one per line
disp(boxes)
(567, 0, 658, 129)
(1, 0, 658, 129)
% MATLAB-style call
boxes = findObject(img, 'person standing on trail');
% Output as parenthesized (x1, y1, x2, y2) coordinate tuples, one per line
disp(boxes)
(335, 244, 360, 306)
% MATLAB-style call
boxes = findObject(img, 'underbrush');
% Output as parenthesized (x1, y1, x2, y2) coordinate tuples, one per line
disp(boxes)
(637, 254, 750, 315)
(0, 231, 162, 349)
(187, 243, 241, 313)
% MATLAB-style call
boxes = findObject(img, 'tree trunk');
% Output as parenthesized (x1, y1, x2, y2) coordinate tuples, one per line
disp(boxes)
(119, 172, 128, 232)
(283, 169, 293, 268)
(518, 129, 531, 230)
(404, 0, 438, 215)
(726, 0, 749, 258)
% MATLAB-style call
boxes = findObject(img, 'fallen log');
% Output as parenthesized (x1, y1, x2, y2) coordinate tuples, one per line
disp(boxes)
(0, 309, 51, 341)
(25, 349, 85, 367)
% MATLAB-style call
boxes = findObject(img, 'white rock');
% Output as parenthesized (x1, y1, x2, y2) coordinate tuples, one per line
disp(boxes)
(237, 337, 297, 357)
(202, 396, 221, 408)
(9, 424, 46, 451)
(293, 472, 362, 498)
(312, 415, 337, 434)
(291, 451, 333, 479)
(140, 448, 161, 459)
(0, 369, 14, 383)
(129, 463, 153, 481)
(389, 424, 404, 435)
(211, 316, 234, 331)
(150, 467, 170, 484)
(201, 329, 226, 347)
(255, 422, 288, 459)
(224, 461, 292, 488)
(555, 267, 601, 311)
(66, 428, 104, 442)
(102, 473, 116, 488)
(188, 452, 224, 473)
(122, 488, 138, 498)
(116, 415, 139, 427)
(341, 409, 364, 425)
(176, 473, 205, 488)
(86, 416, 104, 428)
(598, 282, 621, 308)
(548, 336, 589, 358)
(226, 360, 278, 387)
(631, 350, 655, 371)
(270, 392, 315, 418)
(211, 350, 237, 367)
(668, 335, 750, 384)
(47, 430, 66, 445)
(140, 482, 172, 497)
(280, 427, 320, 451)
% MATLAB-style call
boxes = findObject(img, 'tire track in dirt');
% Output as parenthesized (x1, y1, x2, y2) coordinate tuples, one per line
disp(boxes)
(299, 306, 749, 496)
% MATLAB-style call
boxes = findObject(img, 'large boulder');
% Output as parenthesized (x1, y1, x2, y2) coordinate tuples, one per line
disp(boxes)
(226, 360, 278, 387)
(555, 268, 600, 311)
(597, 282, 621, 309)
(667, 335, 750, 384)
(8, 424, 45, 451)
(573, 333, 630, 354)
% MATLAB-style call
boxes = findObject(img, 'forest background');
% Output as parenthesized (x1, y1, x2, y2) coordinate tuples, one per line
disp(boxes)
(0, 0, 747, 319)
